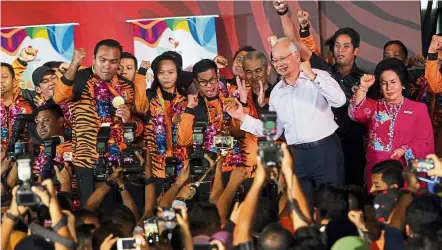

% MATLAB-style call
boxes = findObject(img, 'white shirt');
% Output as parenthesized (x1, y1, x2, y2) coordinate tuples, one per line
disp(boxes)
(240, 69, 346, 145)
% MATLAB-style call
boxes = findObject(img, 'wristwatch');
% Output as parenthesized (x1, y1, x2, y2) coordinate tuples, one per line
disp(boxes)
(277, 7, 289, 16)
(118, 185, 127, 192)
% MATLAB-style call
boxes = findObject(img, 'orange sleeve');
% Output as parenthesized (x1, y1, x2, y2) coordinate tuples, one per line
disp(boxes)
(300, 34, 320, 56)
(130, 115, 144, 137)
(177, 112, 195, 147)
(230, 116, 246, 139)
(132, 73, 149, 114)
(53, 76, 75, 104)
(425, 53, 442, 94)
(11, 59, 27, 98)
(279, 216, 295, 234)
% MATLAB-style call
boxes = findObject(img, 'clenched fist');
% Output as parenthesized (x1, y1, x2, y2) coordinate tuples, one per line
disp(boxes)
(299, 61, 315, 80)
(213, 55, 228, 69)
(19, 46, 38, 62)
(140, 60, 151, 70)
(187, 94, 199, 109)
(273, 0, 288, 12)
(72, 48, 86, 66)
(428, 35, 442, 54)
(360, 74, 375, 89)
(297, 11, 310, 29)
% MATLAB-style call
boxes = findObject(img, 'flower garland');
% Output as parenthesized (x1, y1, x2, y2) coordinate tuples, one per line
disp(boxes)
(94, 80, 123, 161)
(0, 101, 23, 147)
(203, 87, 243, 167)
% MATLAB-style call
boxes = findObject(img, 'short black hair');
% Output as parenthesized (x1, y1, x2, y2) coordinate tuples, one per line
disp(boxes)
(373, 57, 411, 97)
(233, 45, 256, 61)
(258, 223, 295, 250)
(35, 103, 64, 119)
(93, 39, 123, 57)
(188, 202, 221, 236)
(289, 237, 325, 250)
(314, 184, 349, 221)
(192, 59, 218, 80)
(92, 224, 124, 250)
(1, 62, 15, 80)
(121, 52, 138, 69)
(73, 209, 98, 228)
(162, 51, 183, 68)
(333, 27, 360, 49)
(325, 36, 335, 53)
(372, 159, 404, 188)
(76, 224, 95, 250)
(384, 40, 408, 60)
(42, 61, 63, 69)
(150, 53, 186, 96)
(406, 194, 442, 235)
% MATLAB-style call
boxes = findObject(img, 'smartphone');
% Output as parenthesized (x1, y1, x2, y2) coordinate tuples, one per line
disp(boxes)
(117, 238, 137, 250)
(408, 158, 436, 172)
(213, 136, 234, 149)
(144, 217, 160, 245)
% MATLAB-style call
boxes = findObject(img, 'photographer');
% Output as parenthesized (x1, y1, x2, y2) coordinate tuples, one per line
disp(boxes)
(177, 59, 251, 176)
(1, 179, 74, 250)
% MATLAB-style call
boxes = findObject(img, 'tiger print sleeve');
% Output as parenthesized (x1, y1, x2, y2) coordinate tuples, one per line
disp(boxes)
(53, 76, 75, 104)
(133, 73, 149, 114)
(11, 58, 27, 97)
(177, 110, 195, 147)
(425, 53, 442, 94)
(300, 30, 320, 56)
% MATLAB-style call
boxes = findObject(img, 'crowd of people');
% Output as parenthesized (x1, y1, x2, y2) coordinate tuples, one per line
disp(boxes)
(1, 1, 442, 249)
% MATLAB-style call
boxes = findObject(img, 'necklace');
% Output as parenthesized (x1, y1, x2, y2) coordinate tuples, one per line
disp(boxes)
(382, 97, 404, 151)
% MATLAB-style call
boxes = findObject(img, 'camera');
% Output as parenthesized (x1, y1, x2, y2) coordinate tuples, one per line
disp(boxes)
(165, 156, 180, 178)
(7, 114, 32, 161)
(144, 217, 160, 246)
(120, 123, 144, 175)
(189, 122, 210, 176)
(16, 157, 42, 206)
(93, 123, 112, 182)
(40, 136, 65, 180)
(258, 112, 282, 168)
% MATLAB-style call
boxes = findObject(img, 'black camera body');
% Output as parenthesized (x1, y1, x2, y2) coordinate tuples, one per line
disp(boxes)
(258, 112, 282, 168)
(120, 123, 144, 175)
(189, 123, 210, 176)
(41, 136, 64, 180)
(93, 124, 112, 182)
(165, 156, 180, 178)
(7, 114, 32, 161)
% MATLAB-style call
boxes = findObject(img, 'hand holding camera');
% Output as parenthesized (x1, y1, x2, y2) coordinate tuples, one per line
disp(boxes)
(176, 161, 190, 187)
(425, 154, 442, 178)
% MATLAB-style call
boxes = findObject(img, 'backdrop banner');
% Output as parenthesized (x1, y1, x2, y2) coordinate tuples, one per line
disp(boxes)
(1, 23, 76, 89)
(129, 15, 218, 88)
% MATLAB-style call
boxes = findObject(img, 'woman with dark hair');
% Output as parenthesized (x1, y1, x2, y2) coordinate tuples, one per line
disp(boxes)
(348, 58, 434, 190)
(144, 54, 189, 179)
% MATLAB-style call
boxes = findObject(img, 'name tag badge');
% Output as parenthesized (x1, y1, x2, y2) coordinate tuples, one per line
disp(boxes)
(404, 110, 413, 115)
(63, 152, 73, 162)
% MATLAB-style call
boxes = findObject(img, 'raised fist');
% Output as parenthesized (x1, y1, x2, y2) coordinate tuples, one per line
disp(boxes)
(268, 35, 278, 47)
(297, 11, 310, 28)
(187, 94, 199, 109)
(140, 60, 151, 70)
(428, 35, 442, 54)
(72, 48, 86, 66)
(360, 74, 375, 88)
(19, 46, 38, 62)
(273, 0, 288, 12)
(58, 62, 70, 74)
(213, 55, 228, 69)
(299, 61, 315, 80)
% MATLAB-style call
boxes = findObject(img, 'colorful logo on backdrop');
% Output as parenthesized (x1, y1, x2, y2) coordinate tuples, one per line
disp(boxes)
(131, 16, 218, 88)
(1, 24, 75, 89)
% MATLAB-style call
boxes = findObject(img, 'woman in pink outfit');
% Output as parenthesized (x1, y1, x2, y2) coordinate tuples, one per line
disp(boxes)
(348, 58, 434, 190)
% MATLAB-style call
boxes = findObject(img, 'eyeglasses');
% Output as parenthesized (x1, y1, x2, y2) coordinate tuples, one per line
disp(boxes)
(198, 77, 218, 87)
(271, 52, 294, 65)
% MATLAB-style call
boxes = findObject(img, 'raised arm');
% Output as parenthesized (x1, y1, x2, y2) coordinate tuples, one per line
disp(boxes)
(53, 48, 85, 104)
(273, 1, 313, 62)
(425, 35, 442, 94)
(157, 161, 190, 207)
(133, 65, 149, 114)
(348, 74, 377, 124)
(177, 94, 197, 147)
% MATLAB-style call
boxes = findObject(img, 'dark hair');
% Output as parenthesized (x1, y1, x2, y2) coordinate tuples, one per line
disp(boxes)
(252, 197, 279, 234)
(373, 57, 411, 99)
(150, 54, 186, 96)
(344, 185, 366, 211)
(188, 202, 221, 236)
(74, 209, 99, 228)
(332, 27, 360, 49)
(384, 40, 408, 60)
(92, 224, 124, 250)
(406, 194, 442, 235)
(1, 62, 15, 80)
(233, 45, 256, 61)
(121, 52, 138, 69)
(324, 36, 335, 53)
(76, 224, 95, 250)
(372, 159, 404, 188)
(314, 184, 349, 221)
(105, 204, 136, 236)
(192, 59, 218, 80)
(43, 61, 63, 69)
(162, 51, 183, 68)
(93, 39, 123, 57)
(35, 103, 64, 119)
(289, 237, 325, 250)
(257, 223, 295, 250)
